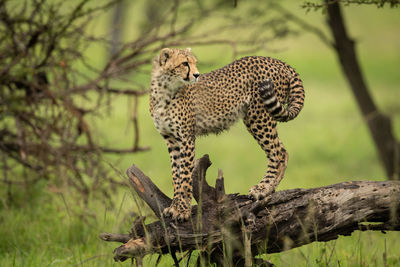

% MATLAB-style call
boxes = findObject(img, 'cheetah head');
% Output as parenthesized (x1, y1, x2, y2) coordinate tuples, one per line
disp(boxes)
(154, 48, 200, 86)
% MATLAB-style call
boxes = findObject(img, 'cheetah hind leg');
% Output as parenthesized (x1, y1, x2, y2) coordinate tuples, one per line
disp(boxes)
(247, 79, 289, 201)
(249, 150, 288, 201)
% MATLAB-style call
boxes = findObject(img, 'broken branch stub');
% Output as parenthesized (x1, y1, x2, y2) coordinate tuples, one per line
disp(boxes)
(126, 165, 172, 218)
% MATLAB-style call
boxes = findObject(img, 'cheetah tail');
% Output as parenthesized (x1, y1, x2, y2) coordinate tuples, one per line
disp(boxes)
(260, 74, 305, 122)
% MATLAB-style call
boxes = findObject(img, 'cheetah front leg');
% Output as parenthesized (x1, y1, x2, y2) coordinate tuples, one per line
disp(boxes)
(163, 135, 195, 222)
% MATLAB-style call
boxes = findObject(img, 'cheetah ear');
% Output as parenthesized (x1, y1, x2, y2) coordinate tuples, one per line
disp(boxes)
(159, 48, 171, 66)
(185, 47, 192, 53)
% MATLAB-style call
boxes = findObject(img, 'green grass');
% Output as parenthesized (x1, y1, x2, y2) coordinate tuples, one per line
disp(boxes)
(1, 1, 400, 266)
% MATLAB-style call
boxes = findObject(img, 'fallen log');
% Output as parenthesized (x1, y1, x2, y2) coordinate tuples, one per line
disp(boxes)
(100, 154, 400, 266)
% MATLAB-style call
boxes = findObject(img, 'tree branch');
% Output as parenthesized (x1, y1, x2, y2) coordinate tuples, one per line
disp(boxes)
(100, 155, 400, 265)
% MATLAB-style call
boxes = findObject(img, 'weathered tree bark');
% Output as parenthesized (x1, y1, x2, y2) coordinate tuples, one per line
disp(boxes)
(100, 155, 400, 266)
(325, 1, 400, 180)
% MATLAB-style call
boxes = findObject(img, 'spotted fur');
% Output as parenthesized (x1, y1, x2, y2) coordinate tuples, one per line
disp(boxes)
(150, 48, 305, 221)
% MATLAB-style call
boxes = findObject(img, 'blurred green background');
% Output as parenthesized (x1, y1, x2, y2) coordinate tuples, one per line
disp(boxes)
(1, 0, 399, 266)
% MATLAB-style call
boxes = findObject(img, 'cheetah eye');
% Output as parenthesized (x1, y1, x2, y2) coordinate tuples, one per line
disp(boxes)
(182, 62, 189, 67)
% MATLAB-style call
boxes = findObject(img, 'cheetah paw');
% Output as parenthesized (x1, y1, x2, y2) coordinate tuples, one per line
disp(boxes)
(162, 201, 191, 222)
(248, 184, 275, 201)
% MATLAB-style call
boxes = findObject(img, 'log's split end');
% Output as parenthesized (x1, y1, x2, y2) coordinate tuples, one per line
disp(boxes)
(113, 238, 147, 261)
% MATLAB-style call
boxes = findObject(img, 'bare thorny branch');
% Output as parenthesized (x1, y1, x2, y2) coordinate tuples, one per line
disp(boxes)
(302, 0, 400, 11)
(0, 0, 178, 204)
(1, 0, 298, 206)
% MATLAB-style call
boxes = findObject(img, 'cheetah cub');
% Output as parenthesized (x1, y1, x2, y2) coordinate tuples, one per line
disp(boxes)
(150, 48, 305, 221)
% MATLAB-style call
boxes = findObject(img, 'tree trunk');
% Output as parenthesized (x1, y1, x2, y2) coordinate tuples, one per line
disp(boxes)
(325, 1, 400, 180)
(100, 155, 400, 266)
